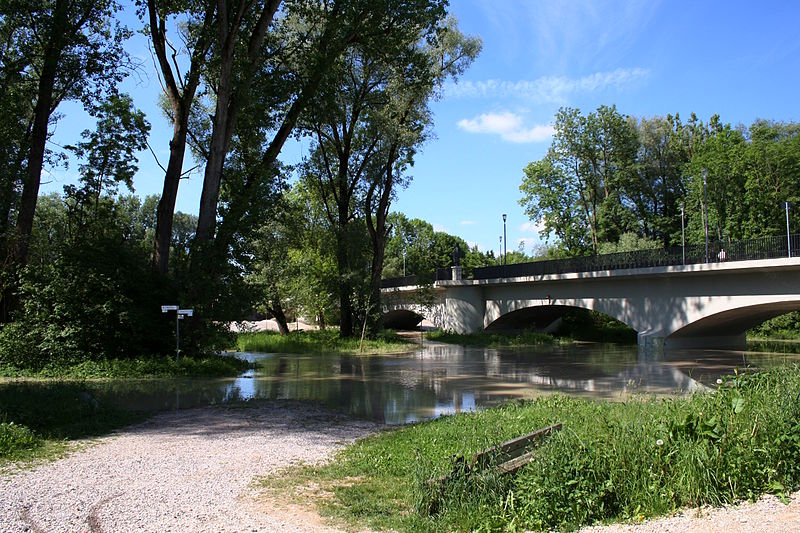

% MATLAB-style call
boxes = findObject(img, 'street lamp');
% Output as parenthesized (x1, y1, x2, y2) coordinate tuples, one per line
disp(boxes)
(680, 204, 685, 265)
(786, 201, 792, 258)
(161, 305, 193, 365)
(703, 168, 709, 263)
(403, 247, 407, 276)
(502, 213, 507, 266)
(498, 236, 502, 265)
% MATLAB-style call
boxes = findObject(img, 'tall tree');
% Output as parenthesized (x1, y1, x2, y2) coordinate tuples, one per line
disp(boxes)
(294, 0, 449, 337)
(1, 0, 129, 320)
(364, 17, 479, 329)
(142, 0, 216, 274)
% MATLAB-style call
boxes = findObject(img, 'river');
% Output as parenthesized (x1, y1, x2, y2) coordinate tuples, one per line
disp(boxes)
(12, 341, 798, 425)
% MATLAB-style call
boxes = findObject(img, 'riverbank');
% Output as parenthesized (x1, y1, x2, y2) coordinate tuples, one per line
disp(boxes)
(286, 365, 800, 531)
(0, 401, 378, 532)
(0, 353, 252, 379)
(236, 329, 414, 354)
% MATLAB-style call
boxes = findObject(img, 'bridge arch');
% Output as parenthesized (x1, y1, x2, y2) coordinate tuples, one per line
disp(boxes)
(667, 301, 800, 347)
(382, 309, 425, 330)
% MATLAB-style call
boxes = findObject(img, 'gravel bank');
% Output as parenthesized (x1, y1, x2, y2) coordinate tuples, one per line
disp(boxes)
(580, 490, 800, 533)
(0, 401, 378, 532)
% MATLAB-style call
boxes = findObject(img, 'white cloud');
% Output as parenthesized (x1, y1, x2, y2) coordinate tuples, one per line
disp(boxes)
(432, 223, 450, 234)
(520, 220, 546, 234)
(446, 68, 650, 103)
(460, 220, 477, 226)
(457, 112, 555, 144)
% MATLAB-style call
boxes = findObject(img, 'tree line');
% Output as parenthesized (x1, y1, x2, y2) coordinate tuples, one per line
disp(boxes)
(520, 105, 800, 256)
(0, 0, 480, 369)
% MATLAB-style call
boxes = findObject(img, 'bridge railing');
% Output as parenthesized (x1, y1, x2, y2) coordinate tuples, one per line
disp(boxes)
(380, 233, 800, 287)
(380, 268, 452, 288)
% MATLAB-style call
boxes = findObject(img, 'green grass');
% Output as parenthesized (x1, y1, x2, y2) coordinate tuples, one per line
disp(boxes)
(0, 354, 252, 379)
(236, 329, 414, 355)
(268, 365, 800, 532)
(426, 329, 555, 347)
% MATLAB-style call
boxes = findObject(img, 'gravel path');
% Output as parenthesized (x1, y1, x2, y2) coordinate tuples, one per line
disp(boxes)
(0, 401, 378, 533)
(580, 490, 800, 533)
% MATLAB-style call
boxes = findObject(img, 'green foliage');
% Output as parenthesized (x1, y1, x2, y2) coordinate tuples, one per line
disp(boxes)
(236, 329, 413, 355)
(0, 421, 42, 460)
(597, 232, 662, 254)
(0, 235, 173, 369)
(426, 329, 554, 347)
(297, 365, 800, 532)
(521, 109, 800, 256)
(0, 192, 202, 370)
(751, 312, 800, 339)
(556, 309, 638, 344)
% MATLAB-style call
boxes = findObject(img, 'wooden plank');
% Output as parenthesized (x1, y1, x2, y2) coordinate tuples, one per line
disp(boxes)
(470, 422, 562, 469)
(425, 422, 563, 515)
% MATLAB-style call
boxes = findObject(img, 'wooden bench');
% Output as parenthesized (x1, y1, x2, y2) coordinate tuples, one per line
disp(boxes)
(426, 423, 562, 514)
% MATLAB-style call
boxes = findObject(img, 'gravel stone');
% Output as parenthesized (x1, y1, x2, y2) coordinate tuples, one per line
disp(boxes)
(580, 490, 800, 533)
(0, 401, 378, 532)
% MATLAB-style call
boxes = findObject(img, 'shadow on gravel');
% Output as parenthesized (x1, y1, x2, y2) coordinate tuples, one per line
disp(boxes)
(118, 400, 380, 439)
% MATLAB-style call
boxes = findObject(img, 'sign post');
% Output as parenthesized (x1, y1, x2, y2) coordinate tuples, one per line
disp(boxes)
(161, 306, 193, 365)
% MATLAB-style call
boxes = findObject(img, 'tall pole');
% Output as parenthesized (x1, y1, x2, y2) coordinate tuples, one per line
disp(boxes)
(786, 201, 792, 258)
(681, 204, 685, 265)
(176, 315, 180, 365)
(703, 168, 709, 263)
(502, 213, 507, 266)
(499, 236, 502, 265)
(403, 248, 406, 276)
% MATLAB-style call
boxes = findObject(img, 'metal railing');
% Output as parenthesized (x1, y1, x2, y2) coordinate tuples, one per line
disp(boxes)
(380, 234, 800, 288)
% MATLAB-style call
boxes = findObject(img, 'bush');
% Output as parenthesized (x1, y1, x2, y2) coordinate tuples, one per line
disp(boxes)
(0, 238, 175, 370)
(0, 421, 41, 460)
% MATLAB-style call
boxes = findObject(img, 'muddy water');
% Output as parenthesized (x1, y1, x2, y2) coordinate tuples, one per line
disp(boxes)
(27, 341, 798, 425)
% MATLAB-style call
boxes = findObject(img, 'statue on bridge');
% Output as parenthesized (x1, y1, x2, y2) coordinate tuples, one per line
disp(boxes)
(452, 244, 462, 267)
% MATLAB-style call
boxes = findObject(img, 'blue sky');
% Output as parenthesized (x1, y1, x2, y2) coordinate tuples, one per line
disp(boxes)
(45, 0, 800, 258)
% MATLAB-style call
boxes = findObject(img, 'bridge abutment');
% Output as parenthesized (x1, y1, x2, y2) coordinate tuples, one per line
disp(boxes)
(442, 286, 484, 334)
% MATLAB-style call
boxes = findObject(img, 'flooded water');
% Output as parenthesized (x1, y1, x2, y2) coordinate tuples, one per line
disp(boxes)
(10, 341, 798, 425)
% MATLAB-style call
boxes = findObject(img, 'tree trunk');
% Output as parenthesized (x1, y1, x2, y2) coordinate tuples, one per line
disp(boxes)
(12, 2, 63, 270)
(336, 227, 354, 338)
(153, 108, 190, 274)
(147, 0, 214, 274)
(194, 0, 281, 247)
(268, 296, 290, 335)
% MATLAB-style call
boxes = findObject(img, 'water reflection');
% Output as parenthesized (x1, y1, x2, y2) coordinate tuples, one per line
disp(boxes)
(4, 343, 798, 425)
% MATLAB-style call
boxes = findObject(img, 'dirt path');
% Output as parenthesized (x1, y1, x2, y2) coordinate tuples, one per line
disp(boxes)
(0, 401, 377, 533)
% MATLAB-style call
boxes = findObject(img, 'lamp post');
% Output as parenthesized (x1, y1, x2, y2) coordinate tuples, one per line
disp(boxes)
(703, 168, 709, 263)
(680, 204, 685, 265)
(498, 236, 502, 264)
(403, 247, 406, 276)
(502, 213, 507, 266)
(786, 201, 792, 258)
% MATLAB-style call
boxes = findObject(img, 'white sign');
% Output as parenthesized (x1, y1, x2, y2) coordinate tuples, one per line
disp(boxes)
(161, 305, 179, 313)
(178, 309, 194, 317)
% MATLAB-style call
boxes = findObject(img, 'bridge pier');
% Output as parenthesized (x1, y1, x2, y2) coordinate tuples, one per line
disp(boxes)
(638, 332, 747, 358)
(442, 286, 484, 334)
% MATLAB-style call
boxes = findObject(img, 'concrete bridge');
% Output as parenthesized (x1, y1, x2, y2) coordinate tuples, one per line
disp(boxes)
(381, 257, 800, 351)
